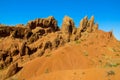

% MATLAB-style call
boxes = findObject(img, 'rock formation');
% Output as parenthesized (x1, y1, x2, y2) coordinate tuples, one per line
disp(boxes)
(80, 16, 97, 32)
(76, 16, 98, 38)
(61, 16, 76, 34)
(1, 16, 115, 79)
(26, 16, 59, 32)
(5, 63, 19, 79)
(77, 16, 88, 33)
(0, 15, 119, 80)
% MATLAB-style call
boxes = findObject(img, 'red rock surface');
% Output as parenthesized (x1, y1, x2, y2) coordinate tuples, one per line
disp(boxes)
(0, 16, 120, 80)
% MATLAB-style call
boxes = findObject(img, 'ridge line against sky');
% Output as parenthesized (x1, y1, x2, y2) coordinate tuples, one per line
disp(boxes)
(0, 0, 120, 40)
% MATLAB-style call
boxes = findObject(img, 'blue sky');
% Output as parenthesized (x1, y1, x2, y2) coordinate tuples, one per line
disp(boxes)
(0, 0, 120, 40)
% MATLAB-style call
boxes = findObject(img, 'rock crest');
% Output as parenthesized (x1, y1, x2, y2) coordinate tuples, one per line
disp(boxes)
(26, 16, 59, 32)
(61, 16, 76, 34)
(0, 15, 101, 71)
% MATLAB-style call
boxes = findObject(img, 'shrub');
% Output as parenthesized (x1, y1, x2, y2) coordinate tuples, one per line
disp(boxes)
(83, 51, 88, 56)
(108, 47, 119, 52)
(75, 40, 81, 44)
(45, 54, 52, 57)
(45, 68, 49, 73)
(107, 70, 115, 76)
(105, 62, 120, 67)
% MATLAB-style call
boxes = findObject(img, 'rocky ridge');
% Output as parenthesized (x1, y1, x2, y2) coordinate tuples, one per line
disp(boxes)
(0, 16, 115, 79)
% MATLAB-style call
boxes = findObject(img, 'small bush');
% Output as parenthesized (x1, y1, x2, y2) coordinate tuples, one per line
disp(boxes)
(45, 68, 49, 73)
(107, 70, 115, 76)
(105, 62, 120, 67)
(45, 54, 52, 57)
(83, 51, 88, 56)
(108, 47, 119, 52)
(0, 67, 3, 70)
(75, 40, 81, 44)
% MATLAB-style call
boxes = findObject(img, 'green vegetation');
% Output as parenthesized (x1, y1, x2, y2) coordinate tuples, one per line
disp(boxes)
(75, 40, 81, 44)
(107, 70, 115, 76)
(102, 54, 120, 68)
(45, 68, 49, 73)
(105, 62, 120, 68)
(45, 54, 52, 57)
(0, 67, 3, 70)
(107, 47, 120, 52)
(108, 47, 115, 52)
(83, 51, 88, 56)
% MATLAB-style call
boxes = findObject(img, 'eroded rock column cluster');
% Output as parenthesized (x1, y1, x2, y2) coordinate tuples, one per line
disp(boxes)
(0, 16, 98, 69)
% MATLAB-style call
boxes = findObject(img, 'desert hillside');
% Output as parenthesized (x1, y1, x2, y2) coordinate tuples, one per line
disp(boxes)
(0, 16, 120, 80)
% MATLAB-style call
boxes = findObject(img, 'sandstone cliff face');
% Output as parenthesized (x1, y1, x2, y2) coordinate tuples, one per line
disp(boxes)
(61, 16, 76, 35)
(0, 16, 100, 69)
(77, 16, 98, 34)
(0, 16, 118, 80)
(60, 16, 98, 42)
(0, 26, 31, 39)
(5, 63, 19, 79)
(26, 16, 59, 31)
(77, 16, 88, 33)
(0, 16, 113, 78)
(0, 16, 98, 40)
